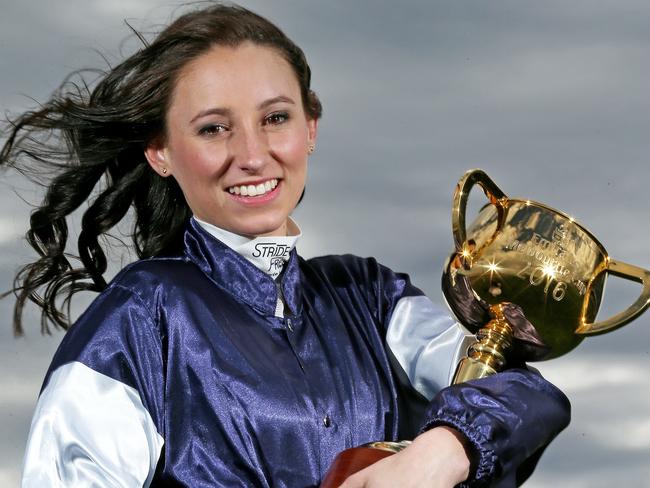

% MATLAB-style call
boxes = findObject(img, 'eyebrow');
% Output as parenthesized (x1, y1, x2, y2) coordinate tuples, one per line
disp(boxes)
(258, 95, 295, 110)
(189, 107, 231, 124)
(189, 95, 296, 124)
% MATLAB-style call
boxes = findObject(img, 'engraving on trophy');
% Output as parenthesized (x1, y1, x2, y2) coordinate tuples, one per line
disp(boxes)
(552, 223, 567, 243)
(494, 218, 594, 306)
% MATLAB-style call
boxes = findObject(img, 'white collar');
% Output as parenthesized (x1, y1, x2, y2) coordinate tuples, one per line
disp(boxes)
(193, 217, 301, 280)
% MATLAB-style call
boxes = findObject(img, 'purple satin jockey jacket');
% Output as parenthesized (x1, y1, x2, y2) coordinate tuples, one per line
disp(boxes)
(22, 218, 570, 487)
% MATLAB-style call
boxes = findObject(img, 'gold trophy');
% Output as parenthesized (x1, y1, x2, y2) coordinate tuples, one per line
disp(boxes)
(321, 169, 650, 486)
(445, 169, 650, 382)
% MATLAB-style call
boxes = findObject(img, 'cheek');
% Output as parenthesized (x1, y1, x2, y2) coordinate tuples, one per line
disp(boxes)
(173, 143, 228, 180)
(271, 132, 309, 170)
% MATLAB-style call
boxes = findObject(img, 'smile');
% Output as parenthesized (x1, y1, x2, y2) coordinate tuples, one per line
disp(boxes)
(228, 179, 279, 197)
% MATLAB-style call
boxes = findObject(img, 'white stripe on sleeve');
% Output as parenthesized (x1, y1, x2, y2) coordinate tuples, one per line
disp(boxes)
(386, 296, 474, 400)
(21, 361, 164, 488)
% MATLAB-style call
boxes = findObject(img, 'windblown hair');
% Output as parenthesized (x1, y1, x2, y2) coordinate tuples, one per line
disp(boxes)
(1, 3, 322, 335)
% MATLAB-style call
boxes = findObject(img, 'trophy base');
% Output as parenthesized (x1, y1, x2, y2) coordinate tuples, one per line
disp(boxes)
(320, 441, 411, 487)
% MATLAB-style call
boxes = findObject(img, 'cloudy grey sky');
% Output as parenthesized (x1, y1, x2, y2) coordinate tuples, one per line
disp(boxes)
(2, 1, 650, 486)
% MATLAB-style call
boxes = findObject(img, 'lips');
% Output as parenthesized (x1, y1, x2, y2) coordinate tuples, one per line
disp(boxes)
(227, 178, 279, 197)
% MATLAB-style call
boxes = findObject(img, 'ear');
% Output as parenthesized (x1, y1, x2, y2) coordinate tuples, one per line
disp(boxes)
(144, 137, 172, 177)
(307, 118, 318, 147)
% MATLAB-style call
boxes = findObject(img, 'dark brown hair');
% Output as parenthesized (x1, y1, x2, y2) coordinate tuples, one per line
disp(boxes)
(0, 3, 322, 334)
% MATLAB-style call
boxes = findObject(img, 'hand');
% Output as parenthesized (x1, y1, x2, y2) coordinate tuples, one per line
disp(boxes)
(338, 427, 471, 488)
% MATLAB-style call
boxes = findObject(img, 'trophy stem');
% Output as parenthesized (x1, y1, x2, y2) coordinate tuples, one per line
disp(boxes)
(453, 303, 514, 384)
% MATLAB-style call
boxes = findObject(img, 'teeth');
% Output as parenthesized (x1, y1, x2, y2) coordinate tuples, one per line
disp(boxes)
(228, 179, 278, 197)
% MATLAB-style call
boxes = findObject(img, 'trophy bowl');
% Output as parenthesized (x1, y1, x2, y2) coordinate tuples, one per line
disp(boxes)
(443, 169, 650, 370)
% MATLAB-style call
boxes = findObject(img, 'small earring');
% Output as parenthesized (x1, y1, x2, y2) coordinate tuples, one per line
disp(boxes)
(161, 168, 168, 175)
(308, 144, 315, 154)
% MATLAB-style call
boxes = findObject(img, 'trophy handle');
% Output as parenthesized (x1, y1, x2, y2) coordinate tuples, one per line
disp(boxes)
(576, 260, 650, 335)
(452, 169, 509, 256)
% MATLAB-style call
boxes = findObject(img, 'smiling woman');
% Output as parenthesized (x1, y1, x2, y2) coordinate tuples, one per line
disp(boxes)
(145, 43, 317, 237)
(1, 3, 569, 488)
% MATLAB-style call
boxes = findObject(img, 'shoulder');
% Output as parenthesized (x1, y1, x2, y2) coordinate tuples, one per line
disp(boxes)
(111, 255, 202, 288)
(301, 254, 388, 287)
(302, 253, 411, 281)
(105, 255, 207, 302)
(302, 253, 381, 276)
(52, 257, 201, 366)
(301, 253, 420, 298)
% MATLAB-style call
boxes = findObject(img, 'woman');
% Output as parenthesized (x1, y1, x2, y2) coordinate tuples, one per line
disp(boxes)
(2, 4, 569, 487)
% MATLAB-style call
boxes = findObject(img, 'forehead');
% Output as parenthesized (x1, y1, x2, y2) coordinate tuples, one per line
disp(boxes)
(169, 43, 300, 116)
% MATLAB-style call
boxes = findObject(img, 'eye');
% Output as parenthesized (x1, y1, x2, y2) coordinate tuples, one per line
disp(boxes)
(264, 111, 289, 125)
(198, 123, 228, 136)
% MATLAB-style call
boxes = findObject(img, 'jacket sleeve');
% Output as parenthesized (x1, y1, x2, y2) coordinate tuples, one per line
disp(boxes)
(372, 259, 570, 487)
(420, 369, 570, 487)
(21, 283, 165, 488)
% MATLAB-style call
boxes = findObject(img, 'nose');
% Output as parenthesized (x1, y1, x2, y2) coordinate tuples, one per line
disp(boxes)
(230, 124, 268, 173)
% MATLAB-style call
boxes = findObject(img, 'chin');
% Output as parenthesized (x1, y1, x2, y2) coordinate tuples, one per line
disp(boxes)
(234, 216, 288, 238)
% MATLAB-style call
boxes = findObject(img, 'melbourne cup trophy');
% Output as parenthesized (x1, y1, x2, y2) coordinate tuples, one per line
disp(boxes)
(321, 168, 650, 487)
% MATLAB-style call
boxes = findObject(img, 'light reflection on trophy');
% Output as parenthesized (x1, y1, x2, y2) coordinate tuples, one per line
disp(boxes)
(445, 168, 650, 382)
(321, 169, 650, 487)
